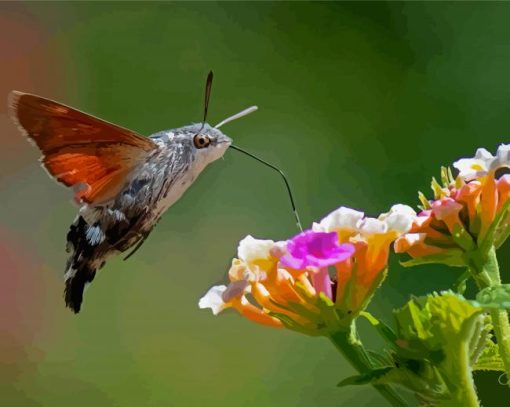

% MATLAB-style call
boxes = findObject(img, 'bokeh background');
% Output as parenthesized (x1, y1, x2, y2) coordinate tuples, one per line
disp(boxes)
(2, 2, 510, 406)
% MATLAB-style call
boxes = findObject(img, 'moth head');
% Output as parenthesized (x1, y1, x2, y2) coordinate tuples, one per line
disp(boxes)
(179, 123, 232, 165)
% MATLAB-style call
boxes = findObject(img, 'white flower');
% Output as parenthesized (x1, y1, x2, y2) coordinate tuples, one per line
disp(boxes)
(387, 204, 417, 218)
(269, 241, 288, 258)
(358, 205, 416, 237)
(312, 206, 364, 233)
(359, 217, 388, 236)
(237, 235, 275, 263)
(378, 204, 416, 234)
(454, 144, 510, 180)
(385, 212, 414, 234)
(199, 285, 228, 315)
(198, 282, 251, 316)
(496, 144, 510, 166)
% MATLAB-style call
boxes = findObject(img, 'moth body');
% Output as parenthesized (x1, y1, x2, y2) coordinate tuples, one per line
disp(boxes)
(64, 123, 232, 312)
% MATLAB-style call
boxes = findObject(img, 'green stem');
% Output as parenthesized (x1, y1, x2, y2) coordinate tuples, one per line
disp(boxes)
(490, 308, 510, 381)
(329, 324, 408, 407)
(471, 246, 510, 386)
(439, 325, 479, 406)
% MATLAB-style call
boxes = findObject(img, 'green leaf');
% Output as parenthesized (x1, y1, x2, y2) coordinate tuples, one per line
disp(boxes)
(360, 311, 398, 345)
(400, 251, 466, 268)
(475, 284, 510, 310)
(315, 292, 343, 330)
(468, 314, 492, 365)
(337, 367, 393, 387)
(479, 198, 510, 253)
(394, 292, 483, 347)
(366, 350, 394, 368)
(450, 223, 476, 252)
(282, 300, 321, 322)
(293, 281, 315, 301)
(267, 311, 321, 336)
(453, 270, 470, 295)
(386, 293, 489, 402)
(495, 216, 510, 249)
(339, 363, 449, 401)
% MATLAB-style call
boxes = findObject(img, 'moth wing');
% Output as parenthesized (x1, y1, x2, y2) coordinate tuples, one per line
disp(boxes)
(9, 91, 157, 204)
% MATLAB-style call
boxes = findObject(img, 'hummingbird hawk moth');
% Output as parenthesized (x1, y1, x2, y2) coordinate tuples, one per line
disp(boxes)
(9, 72, 301, 313)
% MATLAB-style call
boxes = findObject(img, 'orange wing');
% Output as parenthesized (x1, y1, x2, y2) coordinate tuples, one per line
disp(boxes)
(9, 91, 157, 205)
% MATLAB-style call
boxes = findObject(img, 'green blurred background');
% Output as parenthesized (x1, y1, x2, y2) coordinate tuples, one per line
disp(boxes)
(2, 2, 510, 406)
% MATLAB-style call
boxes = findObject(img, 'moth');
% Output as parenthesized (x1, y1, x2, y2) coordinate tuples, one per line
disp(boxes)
(9, 72, 301, 313)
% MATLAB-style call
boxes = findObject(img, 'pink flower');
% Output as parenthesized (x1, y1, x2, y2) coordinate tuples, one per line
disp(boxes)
(280, 231, 355, 270)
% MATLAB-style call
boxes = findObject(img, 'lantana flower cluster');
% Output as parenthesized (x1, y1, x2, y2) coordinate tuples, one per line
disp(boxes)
(199, 143, 510, 406)
(199, 205, 415, 335)
(395, 145, 510, 270)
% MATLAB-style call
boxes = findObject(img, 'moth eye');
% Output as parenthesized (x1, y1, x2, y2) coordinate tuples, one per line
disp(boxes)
(193, 134, 211, 149)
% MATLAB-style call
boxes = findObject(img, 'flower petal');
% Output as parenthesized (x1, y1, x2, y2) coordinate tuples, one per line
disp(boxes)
(280, 253, 306, 270)
(280, 230, 355, 269)
(359, 218, 388, 236)
(237, 235, 275, 263)
(384, 212, 415, 234)
(199, 285, 229, 315)
(495, 144, 510, 167)
(453, 158, 490, 180)
(475, 147, 494, 161)
(387, 204, 417, 218)
(313, 206, 364, 233)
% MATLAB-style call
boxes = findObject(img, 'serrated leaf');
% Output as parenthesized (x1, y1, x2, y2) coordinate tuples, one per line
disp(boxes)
(395, 292, 483, 344)
(392, 292, 485, 398)
(473, 340, 505, 372)
(468, 314, 492, 365)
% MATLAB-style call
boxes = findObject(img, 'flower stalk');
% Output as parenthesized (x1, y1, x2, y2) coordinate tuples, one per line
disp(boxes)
(470, 247, 510, 386)
(328, 324, 408, 407)
(437, 337, 479, 407)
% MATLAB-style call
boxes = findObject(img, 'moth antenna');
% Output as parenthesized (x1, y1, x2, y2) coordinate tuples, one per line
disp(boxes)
(229, 145, 303, 232)
(214, 106, 258, 129)
(196, 71, 214, 135)
(203, 71, 213, 124)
